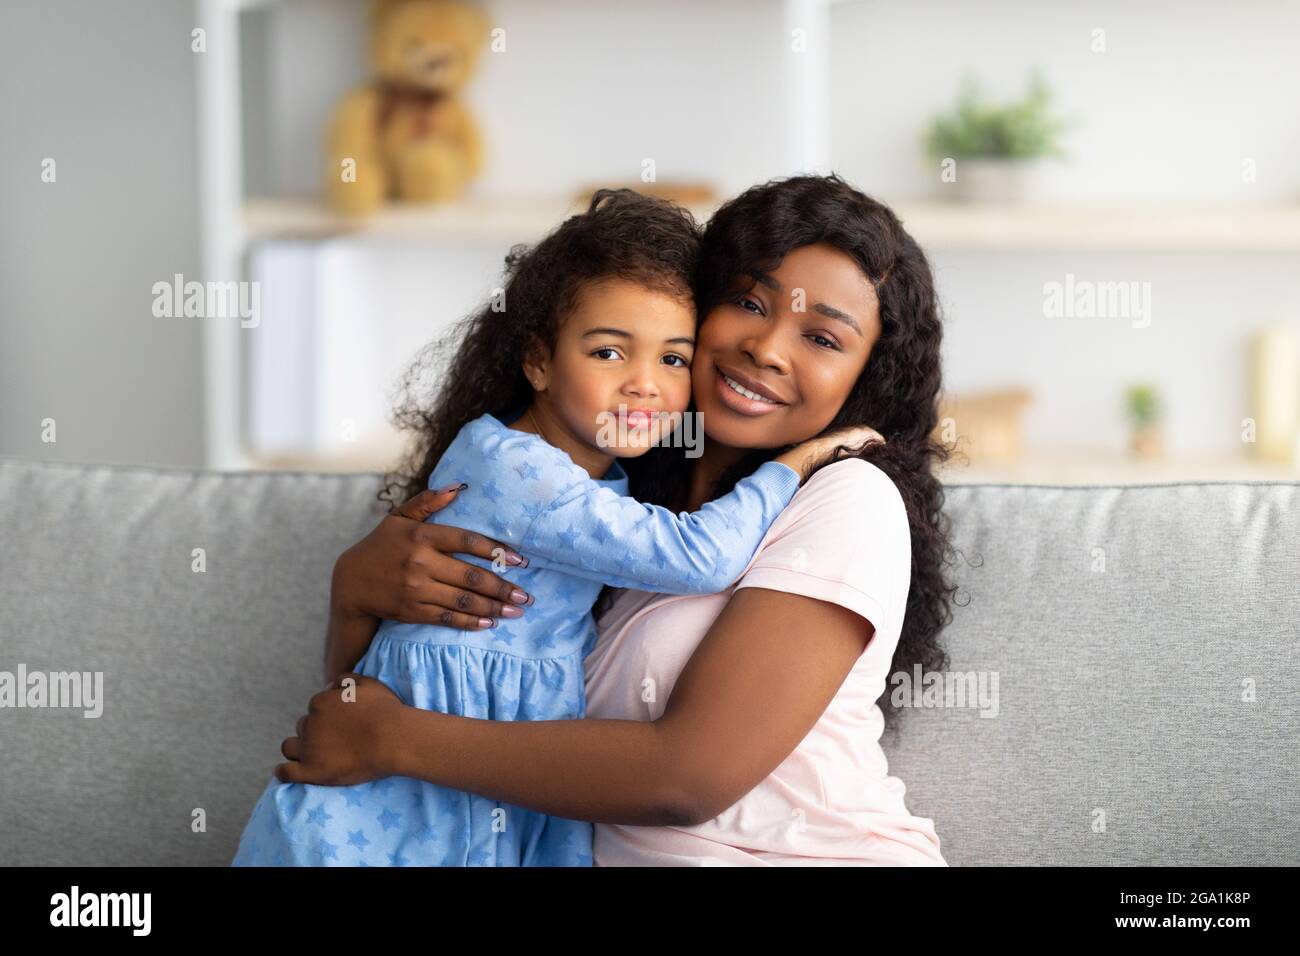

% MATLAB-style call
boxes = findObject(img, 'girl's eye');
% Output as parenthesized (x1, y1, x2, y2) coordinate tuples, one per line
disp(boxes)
(736, 295, 763, 315)
(662, 353, 690, 368)
(808, 333, 840, 350)
(591, 347, 621, 360)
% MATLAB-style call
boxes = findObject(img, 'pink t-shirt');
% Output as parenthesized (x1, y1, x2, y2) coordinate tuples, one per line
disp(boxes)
(584, 457, 947, 866)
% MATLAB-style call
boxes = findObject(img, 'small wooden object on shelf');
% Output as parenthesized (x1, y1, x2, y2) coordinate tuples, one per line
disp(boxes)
(572, 181, 719, 208)
(934, 387, 1033, 464)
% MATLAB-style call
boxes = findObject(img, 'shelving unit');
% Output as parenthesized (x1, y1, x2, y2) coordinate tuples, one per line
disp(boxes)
(243, 195, 1300, 250)
(197, 0, 1300, 481)
(195, 0, 846, 470)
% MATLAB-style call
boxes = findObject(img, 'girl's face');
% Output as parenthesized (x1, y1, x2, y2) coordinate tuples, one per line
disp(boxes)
(526, 277, 696, 458)
(692, 242, 883, 451)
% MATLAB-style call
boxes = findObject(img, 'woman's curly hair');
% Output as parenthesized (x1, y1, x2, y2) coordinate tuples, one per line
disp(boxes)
(379, 188, 702, 508)
(692, 173, 961, 738)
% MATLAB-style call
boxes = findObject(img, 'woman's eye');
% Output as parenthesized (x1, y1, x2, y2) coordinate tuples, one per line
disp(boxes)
(592, 347, 621, 360)
(662, 354, 690, 368)
(808, 333, 839, 350)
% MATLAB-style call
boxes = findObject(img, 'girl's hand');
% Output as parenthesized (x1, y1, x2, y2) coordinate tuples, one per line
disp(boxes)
(331, 485, 535, 631)
(775, 425, 886, 481)
(275, 674, 408, 786)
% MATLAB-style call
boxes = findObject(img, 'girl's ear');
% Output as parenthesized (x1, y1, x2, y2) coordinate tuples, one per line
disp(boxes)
(521, 339, 550, 392)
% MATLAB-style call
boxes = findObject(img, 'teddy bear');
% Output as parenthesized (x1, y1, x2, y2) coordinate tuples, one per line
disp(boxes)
(325, 0, 489, 216)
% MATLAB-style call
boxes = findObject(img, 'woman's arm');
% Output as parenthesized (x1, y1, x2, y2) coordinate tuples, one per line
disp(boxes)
(323, 485, 533, 685)
(284, 585, 872, 827)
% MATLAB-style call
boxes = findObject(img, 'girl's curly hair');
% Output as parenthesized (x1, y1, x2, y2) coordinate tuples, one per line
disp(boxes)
(691, 173, 961, 738)
(379, 188, 702, 508)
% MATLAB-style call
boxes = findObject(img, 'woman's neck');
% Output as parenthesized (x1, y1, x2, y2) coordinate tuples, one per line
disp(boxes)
(687, 441, 747, 511)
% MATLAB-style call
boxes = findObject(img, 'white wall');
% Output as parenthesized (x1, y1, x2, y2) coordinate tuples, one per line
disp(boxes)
(930, 250, 1300, 454)
(0, 0, 204, 467)
(825, 0, 1300, 455)
(829, 0, 1300, 202)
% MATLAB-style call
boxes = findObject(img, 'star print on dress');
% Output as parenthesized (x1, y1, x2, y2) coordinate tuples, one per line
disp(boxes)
(229, 410, 800, 868)
(306, 804, 332, 827)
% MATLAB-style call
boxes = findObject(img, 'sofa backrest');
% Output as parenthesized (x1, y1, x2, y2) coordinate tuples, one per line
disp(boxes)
(1, 457, 1296, 865)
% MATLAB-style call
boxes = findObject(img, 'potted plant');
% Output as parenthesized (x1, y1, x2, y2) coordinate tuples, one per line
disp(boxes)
(924, 71, 1068, 202)
(1124, 384, 1164, 460)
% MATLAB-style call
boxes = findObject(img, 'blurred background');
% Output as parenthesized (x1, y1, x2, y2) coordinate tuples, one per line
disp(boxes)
(3, 0, 1300, 485)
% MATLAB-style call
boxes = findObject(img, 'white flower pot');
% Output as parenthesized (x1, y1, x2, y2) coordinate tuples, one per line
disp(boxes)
(950, 158, 1051, 203)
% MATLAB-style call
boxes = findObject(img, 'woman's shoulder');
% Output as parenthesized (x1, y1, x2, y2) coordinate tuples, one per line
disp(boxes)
(738, 455, 912, 638)
(754, 456, 909, 575)
(787, 456, 907, 529)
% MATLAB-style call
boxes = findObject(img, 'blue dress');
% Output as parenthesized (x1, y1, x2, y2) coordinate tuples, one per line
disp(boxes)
(232, 410, 801, 866)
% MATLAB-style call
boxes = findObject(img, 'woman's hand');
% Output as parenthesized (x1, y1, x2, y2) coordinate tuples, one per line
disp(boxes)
(275, 674, 410, 786)
(332, 484, 535, 632)
(774, 424, 885, 481)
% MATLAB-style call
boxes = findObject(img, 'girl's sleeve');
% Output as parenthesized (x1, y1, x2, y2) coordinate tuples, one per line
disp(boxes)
(519, 460, 802, 593)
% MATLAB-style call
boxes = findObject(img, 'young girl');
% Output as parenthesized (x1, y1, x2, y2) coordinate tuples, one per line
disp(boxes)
(231, 189, 877, 867)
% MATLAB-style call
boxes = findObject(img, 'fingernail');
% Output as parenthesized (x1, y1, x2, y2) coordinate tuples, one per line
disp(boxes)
(510, 588, 530, 605)
(478, 617, 495, 628)
(504, 551, 526, 566)
(436, 482, 463, 494)
(500, 605, 524, 618)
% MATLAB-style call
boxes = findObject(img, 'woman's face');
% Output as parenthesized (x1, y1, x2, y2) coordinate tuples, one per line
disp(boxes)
(691, 242, 882, 450)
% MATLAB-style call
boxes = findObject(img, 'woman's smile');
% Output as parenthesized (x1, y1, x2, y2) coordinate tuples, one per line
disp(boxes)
(713, 364, 787, 416)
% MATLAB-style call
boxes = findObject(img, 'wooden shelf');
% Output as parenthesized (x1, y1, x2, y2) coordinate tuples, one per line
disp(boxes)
(242, 196, 1300, 251)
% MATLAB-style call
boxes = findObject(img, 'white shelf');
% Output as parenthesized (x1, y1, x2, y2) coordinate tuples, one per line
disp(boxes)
(250, 435, 1300, 484)
(937, 452, 1300, 485)
(891, 200, 1300, 252)
(241, 195, 718, 245)
(250, 428, 410, 475)
(242, 196, 1300, 251)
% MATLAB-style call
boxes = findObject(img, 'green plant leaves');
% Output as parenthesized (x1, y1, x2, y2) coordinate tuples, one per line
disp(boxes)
(925, 70, 1068, 160)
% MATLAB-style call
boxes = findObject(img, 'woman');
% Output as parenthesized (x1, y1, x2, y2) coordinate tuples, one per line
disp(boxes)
(279, 173, 957, 865)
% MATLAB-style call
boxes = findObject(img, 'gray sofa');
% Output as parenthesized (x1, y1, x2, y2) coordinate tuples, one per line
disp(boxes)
(1, 455, 1296, 866)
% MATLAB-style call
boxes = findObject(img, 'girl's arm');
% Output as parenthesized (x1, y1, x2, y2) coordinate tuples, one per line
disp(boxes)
(284, 585, 872, 826)
(517, 425, 881, 594)
(519, 460, 798, 594)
